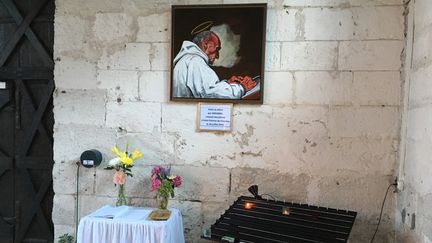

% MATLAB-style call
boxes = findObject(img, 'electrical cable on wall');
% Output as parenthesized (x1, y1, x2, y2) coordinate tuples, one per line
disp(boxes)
(370, 182, 397, 243)
(75, 161, 80, 240)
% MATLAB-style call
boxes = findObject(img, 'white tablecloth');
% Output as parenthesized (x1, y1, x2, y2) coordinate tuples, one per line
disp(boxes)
(77, 205, 185, 243)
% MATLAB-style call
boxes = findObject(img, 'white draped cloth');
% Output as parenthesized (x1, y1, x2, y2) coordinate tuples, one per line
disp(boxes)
(77, 205, 185, 243)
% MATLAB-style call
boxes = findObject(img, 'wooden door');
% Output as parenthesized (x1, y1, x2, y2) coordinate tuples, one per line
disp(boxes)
(0, 0, 54, 242)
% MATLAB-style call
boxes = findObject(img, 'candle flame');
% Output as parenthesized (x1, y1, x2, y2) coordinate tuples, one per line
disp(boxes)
(245, 202, 253, 209)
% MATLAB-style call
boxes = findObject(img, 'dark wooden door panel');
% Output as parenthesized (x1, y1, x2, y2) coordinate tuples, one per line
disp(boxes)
(0, 0, 53, 68)
(0, 158, 14, 243)
(0, 0, 54, 242)
(0, 81, 15, 243)
(14, 79, 54, 243)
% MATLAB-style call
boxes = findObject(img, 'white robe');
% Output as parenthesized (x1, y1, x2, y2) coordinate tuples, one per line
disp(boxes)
(172, 41, 244, 99)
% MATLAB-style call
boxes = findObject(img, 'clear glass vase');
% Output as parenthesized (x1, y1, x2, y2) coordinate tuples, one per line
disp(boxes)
(116, 184, 127, 206)
(158, 194, 169, 210)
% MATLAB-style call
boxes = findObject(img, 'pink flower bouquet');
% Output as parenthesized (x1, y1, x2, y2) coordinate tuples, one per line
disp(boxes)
(150, 166, 182, 199)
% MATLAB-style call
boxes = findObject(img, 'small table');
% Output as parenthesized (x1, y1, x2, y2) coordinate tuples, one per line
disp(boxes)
(77, 205, 185, 243)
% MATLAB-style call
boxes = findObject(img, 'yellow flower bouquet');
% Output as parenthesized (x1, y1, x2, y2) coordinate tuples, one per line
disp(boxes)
(105, 144, 142, 206)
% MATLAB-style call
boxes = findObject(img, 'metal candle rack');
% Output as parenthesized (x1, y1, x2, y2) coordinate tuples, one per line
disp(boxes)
(203, 196, 357, 243)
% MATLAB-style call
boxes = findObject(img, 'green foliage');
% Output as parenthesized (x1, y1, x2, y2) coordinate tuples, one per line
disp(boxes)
(158, 179, 175, 198)
(58, 233, 74, 243)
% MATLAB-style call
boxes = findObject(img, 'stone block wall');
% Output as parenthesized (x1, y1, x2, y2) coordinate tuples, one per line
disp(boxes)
(52, 0, 404, 242)
(396, 0, 432, 242)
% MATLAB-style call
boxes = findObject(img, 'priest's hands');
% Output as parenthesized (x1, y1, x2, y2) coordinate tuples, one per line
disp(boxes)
(227, 75, 257, 92)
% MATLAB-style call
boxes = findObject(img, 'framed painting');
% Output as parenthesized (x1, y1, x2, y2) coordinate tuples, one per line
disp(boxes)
(170, 4, 267, 104)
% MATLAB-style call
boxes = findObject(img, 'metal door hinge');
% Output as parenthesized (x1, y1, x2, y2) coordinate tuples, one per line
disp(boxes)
(14, 85, 21, 129)
(15, 201, 20, 230)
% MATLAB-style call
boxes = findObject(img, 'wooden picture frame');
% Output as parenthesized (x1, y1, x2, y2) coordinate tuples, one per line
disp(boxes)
(197, 103, 233, 132)
(170, 4, 267, 104)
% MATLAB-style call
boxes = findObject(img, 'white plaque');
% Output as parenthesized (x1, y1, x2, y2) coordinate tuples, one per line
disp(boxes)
(0, 82, 6, 89)
(197, 103, 233, 132)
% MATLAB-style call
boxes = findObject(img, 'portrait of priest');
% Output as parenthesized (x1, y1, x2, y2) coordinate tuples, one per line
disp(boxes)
(172, 21, 260, 100)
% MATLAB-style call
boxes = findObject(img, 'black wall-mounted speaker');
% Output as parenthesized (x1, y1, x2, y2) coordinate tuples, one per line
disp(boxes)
(80, 149, 102, 168)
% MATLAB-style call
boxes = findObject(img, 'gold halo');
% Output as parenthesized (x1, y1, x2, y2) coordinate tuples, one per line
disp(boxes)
(191, 21, 213, 35)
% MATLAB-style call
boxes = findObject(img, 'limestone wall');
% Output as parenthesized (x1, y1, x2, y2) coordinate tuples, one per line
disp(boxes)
(52, 0, 404, 242)
(396, 0, 432, 242)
